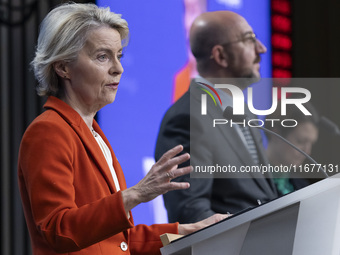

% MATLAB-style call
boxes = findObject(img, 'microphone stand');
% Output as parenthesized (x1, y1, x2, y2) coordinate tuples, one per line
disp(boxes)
(223, 106, 329, 178)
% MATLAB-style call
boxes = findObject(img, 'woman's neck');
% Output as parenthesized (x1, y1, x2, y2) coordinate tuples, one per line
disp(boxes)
(59, 93, 97, 131)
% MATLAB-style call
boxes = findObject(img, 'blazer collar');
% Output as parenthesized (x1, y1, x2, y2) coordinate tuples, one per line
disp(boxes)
(44, 96, 124, 193)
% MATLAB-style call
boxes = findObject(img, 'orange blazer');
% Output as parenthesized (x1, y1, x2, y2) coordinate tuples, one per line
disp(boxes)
(18, 96, 178, 255)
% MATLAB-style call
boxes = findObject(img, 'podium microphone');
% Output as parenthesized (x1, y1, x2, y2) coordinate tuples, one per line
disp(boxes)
(319, 116, 340, 136)
(223, 106, 328, 178)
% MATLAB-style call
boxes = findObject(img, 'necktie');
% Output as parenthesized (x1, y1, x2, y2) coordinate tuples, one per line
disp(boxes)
(240, 125, 260, 165)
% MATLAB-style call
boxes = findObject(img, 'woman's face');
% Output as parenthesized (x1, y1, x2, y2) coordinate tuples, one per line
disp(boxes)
(64, 26, 124, 112)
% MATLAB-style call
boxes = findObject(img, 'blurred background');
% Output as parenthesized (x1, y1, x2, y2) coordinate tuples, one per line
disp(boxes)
(1, 0, 340, 254)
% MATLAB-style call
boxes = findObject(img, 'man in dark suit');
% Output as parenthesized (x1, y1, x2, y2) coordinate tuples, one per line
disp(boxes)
(155, 11, 278, 223)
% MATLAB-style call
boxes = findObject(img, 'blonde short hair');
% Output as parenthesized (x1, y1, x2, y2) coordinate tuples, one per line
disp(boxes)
(31, 2, 129, 96)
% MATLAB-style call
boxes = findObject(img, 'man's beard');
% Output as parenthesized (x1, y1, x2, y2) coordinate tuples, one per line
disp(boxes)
(236, 55, 262, 88)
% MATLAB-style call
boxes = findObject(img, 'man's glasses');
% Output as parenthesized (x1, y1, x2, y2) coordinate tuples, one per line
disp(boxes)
(220, 32, 257, 46)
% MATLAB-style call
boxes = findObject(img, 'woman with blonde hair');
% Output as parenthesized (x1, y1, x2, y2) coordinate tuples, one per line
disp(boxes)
(18, 3, 225, 254)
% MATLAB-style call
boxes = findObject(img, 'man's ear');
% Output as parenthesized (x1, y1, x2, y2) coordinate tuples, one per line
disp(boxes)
(210, 45, 228, 68)
(53, 61, 69, 79)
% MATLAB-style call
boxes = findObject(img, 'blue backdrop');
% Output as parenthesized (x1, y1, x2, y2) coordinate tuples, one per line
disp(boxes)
(97, 0, 271, 225)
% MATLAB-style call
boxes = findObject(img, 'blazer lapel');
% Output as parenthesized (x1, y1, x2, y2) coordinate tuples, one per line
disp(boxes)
(77, 123, 117, 194)
(93, 120, 128, 191)
(44, 96, 117, 194)
(93, 121, 135, 236)
(245, 109, 278, 194)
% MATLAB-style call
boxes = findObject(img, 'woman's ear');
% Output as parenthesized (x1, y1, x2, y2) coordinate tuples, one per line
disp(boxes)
(53, 61, 69, 79)
(210, 45, 228, 68)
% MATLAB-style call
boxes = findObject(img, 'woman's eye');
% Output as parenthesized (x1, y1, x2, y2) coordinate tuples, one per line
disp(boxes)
(98, 55, 108, 61)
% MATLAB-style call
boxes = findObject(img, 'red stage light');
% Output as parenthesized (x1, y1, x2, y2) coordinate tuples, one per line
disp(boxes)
(273, 68, 292, 78)
(272, 34, 292, 50)
(271, 0, 291, 15)
(272, 52, 292, 68)
(271, 0, 292, 78)
(272, 15, 291, 33)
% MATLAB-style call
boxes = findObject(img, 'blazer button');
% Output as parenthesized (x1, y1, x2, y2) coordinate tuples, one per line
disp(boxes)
(120, 241, 128, 251)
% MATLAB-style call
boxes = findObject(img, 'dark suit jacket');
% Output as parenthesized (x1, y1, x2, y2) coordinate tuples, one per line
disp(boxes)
(155, 80, 278, 223)
(18, 96, 178, 255)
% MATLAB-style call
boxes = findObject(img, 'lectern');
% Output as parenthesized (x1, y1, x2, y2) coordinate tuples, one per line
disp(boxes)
(161, 174, 340, 255)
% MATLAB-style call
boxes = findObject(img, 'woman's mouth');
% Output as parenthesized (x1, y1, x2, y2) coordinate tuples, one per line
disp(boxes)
(106, 83, 119, 89)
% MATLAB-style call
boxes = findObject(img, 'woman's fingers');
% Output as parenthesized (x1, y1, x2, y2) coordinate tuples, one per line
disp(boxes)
(165, 165, 193, 181)
(178, 213, 230, 235)
(157, 145, 189, 167)
(157, 145, 184, 164)
(133, 145, 192, 204)
(164, 165, 193, 190)
(156, 148, 190, 174)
